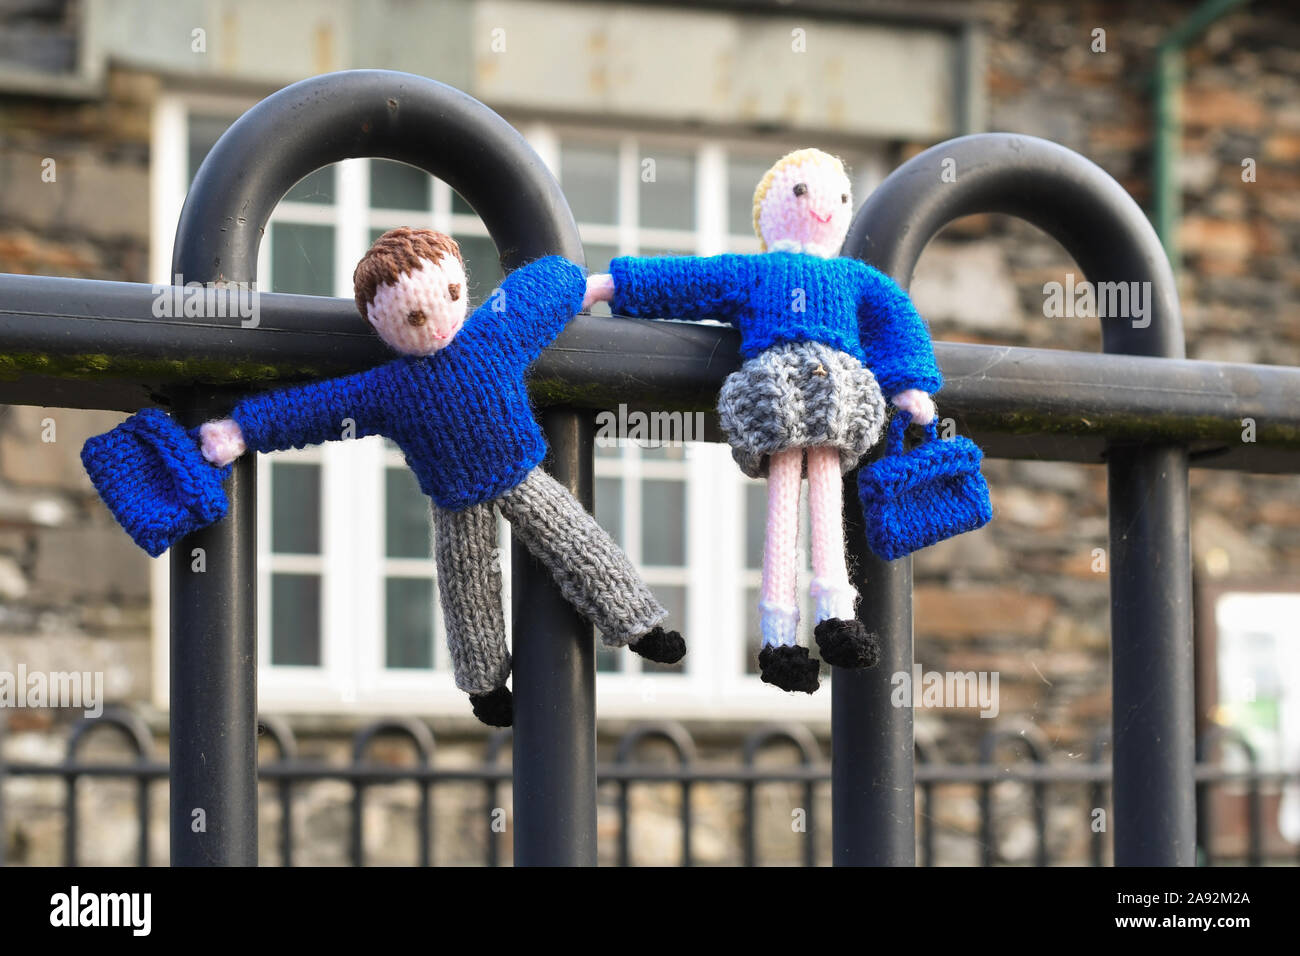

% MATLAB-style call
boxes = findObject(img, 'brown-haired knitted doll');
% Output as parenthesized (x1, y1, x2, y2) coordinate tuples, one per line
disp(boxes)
(196, 228, 686, 725)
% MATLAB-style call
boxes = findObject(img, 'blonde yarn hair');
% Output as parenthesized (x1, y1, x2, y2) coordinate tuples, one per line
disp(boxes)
(752, 148, 848, 251)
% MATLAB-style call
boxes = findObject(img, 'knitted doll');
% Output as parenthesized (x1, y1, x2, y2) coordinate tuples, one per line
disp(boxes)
(186, 229, 684, 726)
(586, 149, 942, 694)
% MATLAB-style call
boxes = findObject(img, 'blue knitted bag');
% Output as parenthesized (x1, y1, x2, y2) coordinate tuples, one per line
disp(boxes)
(858, 412, 993, 561)
(80, 407, 232, 558)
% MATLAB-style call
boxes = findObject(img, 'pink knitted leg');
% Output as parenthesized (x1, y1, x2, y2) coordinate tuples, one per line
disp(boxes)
(760, 448, 803, 648)
(807, 445, 857, 622)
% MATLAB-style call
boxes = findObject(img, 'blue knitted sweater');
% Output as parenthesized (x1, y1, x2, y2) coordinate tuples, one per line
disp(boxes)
(228, 256, 587, 511)
(609, 251, 942, 398)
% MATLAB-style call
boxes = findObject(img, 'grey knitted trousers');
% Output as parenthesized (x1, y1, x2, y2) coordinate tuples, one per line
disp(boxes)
(433, 466, 667, 695)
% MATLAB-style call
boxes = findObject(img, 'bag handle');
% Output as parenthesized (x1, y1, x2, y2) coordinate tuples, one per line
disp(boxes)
(885, 410, 940, 457)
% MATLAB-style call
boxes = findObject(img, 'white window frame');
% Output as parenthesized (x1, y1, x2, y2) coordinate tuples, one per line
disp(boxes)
(151, 91, 887, 721)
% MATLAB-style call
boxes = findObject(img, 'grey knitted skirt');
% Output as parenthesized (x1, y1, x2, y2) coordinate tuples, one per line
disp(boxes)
(717, 340, 887, 479)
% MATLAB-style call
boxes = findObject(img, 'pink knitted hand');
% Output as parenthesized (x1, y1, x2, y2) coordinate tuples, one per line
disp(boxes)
(891, 389, 936, 426)
(200, 418, 247, 467)
(583, 273, 615, 311)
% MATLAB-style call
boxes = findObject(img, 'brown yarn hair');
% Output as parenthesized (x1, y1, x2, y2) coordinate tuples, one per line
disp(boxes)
(353, 227, 466, 319)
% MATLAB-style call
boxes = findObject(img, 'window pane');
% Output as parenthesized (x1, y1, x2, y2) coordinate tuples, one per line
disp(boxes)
(271, 223, 335, 295)
(562, 142, 618, 225)
(270, 462, 321, 554)
(386, 577, 435, 669)
(370, 159, 431, 211)
(728, 155, 771, 237)
(641, 479, 685, 565)
(386, 467, 432, 559)
(454, 234, 503, 306)
(271, 573, 321, 666)
(744, 482, 765, 569)
(284, 166, 335, 204)
(187, 113, 233, 183)
(595, 476, 623, 547)
(642, 585, 686, 674)
(639, 149, 695, 230)
(743, 586, 760, 674)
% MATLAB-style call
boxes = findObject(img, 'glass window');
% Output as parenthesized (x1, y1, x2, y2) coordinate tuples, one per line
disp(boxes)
(270, 223, 335, 295)
(386, 467, 432, 559)
(370, 159, 431, 211)
(728, 155, 771, 237)
(271, 573, 322, 666)
(284, 166, 336, 205)
(386, 577, 436, 669)
(187, 113, 232, 182)
(562, 142, 619, 225)
(639, 148, 695, 231)
(744, 482, 765, 570)
(641, 479, 685, 566)
(595, 476, 624, 547)
(270, 462, 321, 555)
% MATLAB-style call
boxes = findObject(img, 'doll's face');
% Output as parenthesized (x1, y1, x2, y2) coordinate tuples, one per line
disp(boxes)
(365, 253, 469, 355)
(757, 154, 853, 256)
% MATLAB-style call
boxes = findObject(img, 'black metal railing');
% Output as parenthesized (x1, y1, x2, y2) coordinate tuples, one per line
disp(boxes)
(1, 69, 1299, 866)
(1, 709, 1296, 866)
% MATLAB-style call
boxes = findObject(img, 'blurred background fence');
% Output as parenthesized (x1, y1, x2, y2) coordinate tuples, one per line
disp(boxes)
(1, 708, 1295, 866)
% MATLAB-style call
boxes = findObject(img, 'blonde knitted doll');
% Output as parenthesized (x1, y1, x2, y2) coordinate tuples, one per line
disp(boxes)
(587, 149, 941, 693)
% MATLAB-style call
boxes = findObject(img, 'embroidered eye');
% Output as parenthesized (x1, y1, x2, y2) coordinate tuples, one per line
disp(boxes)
(447, 283, 461, 301)
(792, 183, 808, 197)
(406, 309, 427, 326)
(841, 193, 849, 203)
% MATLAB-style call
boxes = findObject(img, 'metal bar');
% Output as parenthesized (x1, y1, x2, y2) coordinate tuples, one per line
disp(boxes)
(834, 479, 915, 865)
(483, 730, 510, 868)
(5, 275, 1299, 470)
(803, 778, 816, 868)
(843, 131, 1194, 867)
(511, 408, 598, 866)
(159, 69, 582, 867)
(168, 391, 258, 866)
(1107, 445, 1195, 864)
(63, 772, 77, 866)
(618, 780, 631, 867)
(137, 775, 151, 866)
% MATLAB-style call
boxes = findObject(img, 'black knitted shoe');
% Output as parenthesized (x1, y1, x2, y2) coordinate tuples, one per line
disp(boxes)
(758, 645, 821, 694)
(631, 626, 687, 665)
(814, 618, 881, 669)
(469, 686, 514, 727)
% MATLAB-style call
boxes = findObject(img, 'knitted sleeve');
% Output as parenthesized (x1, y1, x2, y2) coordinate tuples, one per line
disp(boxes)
(460, 255, 587, 364)
(856, 264, 944, 398)
(609, 255, 749, 323)
(228, 362, 395, 453)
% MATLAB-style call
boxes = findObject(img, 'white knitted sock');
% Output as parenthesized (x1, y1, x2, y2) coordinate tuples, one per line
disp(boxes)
(759, 600, 800, 648)
(810, 575, 857, 623)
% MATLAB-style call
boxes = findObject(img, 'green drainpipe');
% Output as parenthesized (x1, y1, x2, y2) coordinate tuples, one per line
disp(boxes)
(1153, 0, 1251, 271)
